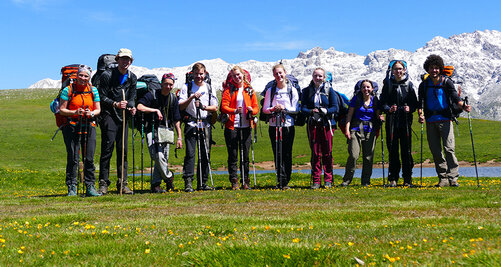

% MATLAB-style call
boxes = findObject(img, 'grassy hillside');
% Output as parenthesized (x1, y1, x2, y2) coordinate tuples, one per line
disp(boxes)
(0, 88, 499, 173)
(0, 88, 499, 265)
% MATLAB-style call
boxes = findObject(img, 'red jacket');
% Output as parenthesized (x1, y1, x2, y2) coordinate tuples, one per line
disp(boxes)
(220, 86, 259, 130)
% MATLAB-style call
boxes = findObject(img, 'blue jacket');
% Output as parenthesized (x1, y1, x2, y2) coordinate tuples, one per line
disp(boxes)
(301, 81, 338, 126)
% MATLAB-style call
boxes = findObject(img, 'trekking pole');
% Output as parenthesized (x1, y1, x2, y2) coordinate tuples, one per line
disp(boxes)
(380, 119, 386, 187)
(274, 112, 280, 188)
(195, 104, 204, 189)
(131, 115, 135, 192)
(203, 127, 215, 187)
(464, 97, 480, 187)
(199, 118, 214, 188)
(141, 113, 144, 191)
(420, 101, 424, 187)
(81, 107, 90, 196)
(150, 114, 155, 184)
(120, 90, 125, 196)
(279, 112, 284, 189)
(239, 116, 245, 188)
(77, 114, 83, 195)
(251, 116, 258, 187)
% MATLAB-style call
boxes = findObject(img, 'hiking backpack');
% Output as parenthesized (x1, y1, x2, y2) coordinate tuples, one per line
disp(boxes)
(325, 72, 350, 130)
(91, 54, 117, 87)
(258, 74, 303, 125)
(134, 74, 162, 131)
(49, 64, 95, 140)
(420, 65, 463, 120)
(50, 64, 80, 127)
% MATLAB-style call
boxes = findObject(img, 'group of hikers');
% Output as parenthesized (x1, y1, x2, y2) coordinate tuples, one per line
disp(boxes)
(58, 48, 472, 196)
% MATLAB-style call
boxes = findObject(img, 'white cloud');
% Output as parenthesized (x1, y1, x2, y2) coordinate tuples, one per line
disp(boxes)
(88, 12, 115, 23)
(11, 0, 61, 10)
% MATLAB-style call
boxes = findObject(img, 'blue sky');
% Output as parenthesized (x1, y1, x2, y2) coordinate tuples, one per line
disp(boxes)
(1, 0, 499, 89)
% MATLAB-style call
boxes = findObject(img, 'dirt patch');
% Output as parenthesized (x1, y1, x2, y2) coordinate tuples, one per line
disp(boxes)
(164, 159, 500, 172)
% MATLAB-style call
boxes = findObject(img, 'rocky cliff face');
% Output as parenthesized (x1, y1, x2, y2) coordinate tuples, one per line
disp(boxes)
(30, 30, 501, 120)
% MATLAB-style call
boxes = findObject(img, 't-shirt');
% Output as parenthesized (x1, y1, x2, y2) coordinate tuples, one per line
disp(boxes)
(262, 83, 299, 127)
(178, 81, 218, 127)
(349, 94, 375, 132)
(138, 90, 181, 127)
(234, 87, 250, 128)
(120, 73, 128, 85)
(425, 78, 449, 122)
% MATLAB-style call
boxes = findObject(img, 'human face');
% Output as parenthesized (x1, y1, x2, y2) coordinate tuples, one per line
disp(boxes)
(161, 78, 175, 94)
(427, 65, 441, 80)
(361, 81, 373, 97)
(312, 69, 325, 88)
(76, 71, 90, 86)
(231, 69, 244, 87)
(117, 56, 132, 72)
(392, 62, 406, 81)
(193, 68, 206, 86)
(273, 67, 286, 84)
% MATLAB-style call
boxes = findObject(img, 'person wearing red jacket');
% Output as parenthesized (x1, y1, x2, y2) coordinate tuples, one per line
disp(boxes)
(220, 66, 259, 190)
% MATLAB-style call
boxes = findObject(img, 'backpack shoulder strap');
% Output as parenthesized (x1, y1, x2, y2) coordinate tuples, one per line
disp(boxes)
(269, 83, 277, 108)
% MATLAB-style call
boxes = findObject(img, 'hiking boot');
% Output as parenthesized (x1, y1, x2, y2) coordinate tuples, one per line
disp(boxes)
(184, 179, 194, 192)
(86, 184, 101, 197)
(403, 183, 416, 188)
(98, 184, 108, 195)
(435, 179, 450, 187)
(324, 182, 332, 189)
(165, 174, 174, 191)
(449, 181, 460, 187)
(361, 183, 370, 187)
(281, 186, 291, 190)
(67, 184, 77, 196)
(339, 181, 350, 187)
(242, 183, 251, 190)
(388, 181, 397, 187)
(151, 185, 166, 193)
(311, 183, 321, 189)
(197, 185, 214, 191)
(118, 185, 134, 194)
(231, 182, 240, 190)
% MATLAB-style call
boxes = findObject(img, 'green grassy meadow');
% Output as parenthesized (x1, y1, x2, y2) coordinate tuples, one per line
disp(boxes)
(0, 88, 500, 266)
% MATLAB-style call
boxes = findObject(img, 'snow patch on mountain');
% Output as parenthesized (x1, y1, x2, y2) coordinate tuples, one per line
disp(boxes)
(30, 30, 501, 120)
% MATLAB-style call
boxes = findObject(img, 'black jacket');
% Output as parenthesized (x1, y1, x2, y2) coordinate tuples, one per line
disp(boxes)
(98, 67, 137, 122)
(379, 75, 418, 126)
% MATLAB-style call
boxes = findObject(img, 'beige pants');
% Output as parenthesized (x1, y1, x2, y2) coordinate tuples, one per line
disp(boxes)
(343, 130, 377, 185)
(426, 120, 459, 182)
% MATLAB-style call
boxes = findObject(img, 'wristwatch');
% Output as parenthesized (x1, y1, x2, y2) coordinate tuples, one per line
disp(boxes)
(91, 112, 95, 118)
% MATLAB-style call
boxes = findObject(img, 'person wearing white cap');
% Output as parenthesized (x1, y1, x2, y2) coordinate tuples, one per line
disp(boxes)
(97, 48, 137, 195)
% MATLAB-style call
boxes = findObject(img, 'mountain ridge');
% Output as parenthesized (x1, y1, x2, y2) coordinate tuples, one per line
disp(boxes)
(29, 30, 501, 120)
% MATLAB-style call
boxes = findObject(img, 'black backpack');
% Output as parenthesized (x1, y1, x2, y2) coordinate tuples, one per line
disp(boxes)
(91, 54, 117, 87)
(134, 75, 162, 131)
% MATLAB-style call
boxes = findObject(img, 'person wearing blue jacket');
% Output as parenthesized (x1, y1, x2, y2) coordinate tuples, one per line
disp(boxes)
(301, 68, 338, 189)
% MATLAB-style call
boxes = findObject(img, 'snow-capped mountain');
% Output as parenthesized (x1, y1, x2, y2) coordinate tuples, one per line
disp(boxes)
(30, 30, 501, 120)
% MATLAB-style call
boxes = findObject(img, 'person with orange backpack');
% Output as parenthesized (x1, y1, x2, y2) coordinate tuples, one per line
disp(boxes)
(418, 54, 471, 187)
(220, 66, 259, 190)
(58, 65, 101, 196)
